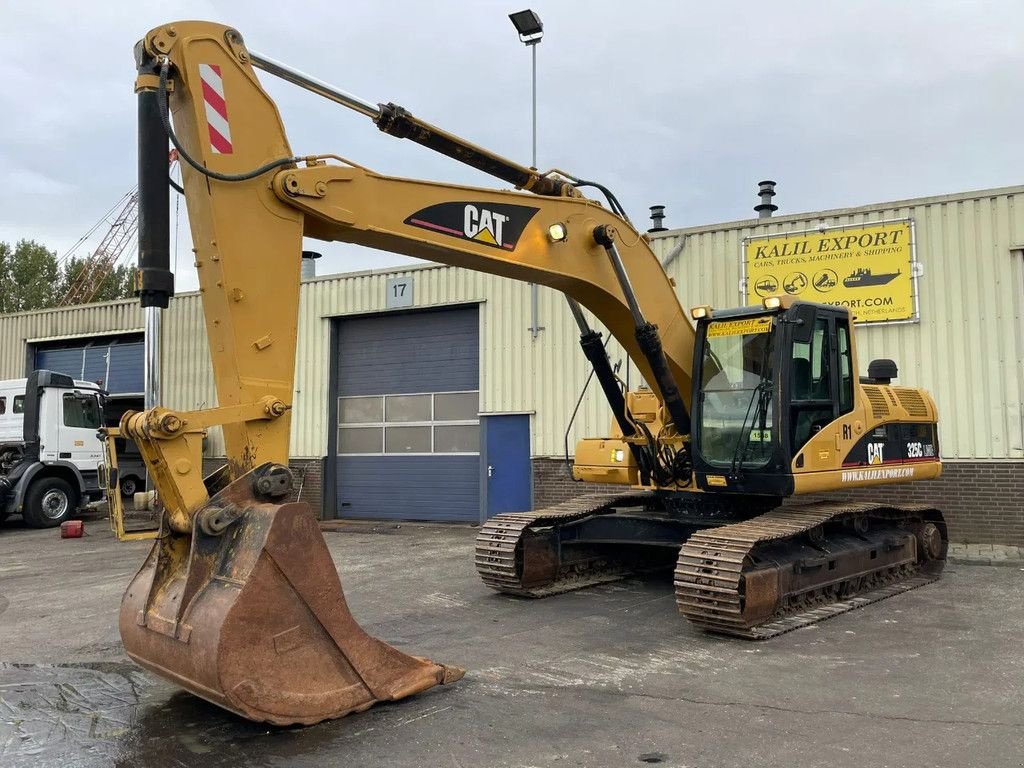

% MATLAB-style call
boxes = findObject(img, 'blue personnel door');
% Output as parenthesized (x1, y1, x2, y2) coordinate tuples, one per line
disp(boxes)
(482, 414, 532, 519)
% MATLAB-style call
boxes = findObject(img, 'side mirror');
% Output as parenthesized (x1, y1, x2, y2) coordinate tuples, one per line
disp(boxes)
(789, 303, 817, 344)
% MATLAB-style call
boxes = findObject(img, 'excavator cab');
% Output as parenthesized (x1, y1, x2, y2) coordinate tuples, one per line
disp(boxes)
(690, 297, 860, 497)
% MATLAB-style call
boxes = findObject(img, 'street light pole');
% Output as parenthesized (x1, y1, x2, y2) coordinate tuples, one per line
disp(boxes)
(531, 40, 537, 169)
(509, 9, 545, 339)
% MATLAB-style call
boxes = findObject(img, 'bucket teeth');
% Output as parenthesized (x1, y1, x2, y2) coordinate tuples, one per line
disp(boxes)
(441, 665, 467, 685)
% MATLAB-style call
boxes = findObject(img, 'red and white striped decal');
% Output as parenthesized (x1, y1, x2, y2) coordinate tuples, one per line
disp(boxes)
(198, 64, 233, 154)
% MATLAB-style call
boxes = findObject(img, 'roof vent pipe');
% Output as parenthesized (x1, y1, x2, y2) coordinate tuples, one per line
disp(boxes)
(648, 205, 667, 233)
(301, 250, 322, 281)
(754, 180, 778, 218)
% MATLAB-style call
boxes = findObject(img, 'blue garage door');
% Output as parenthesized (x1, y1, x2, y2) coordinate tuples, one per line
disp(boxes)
(34, 335, 144, 394)
(333, 306, 480, 522)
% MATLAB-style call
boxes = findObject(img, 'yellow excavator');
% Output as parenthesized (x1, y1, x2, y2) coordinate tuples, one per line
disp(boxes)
(113, 21, 946, 725)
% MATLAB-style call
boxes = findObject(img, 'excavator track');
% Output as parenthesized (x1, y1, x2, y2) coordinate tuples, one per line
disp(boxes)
(675, 501, 947, 639)
(475, 492, 655, 596)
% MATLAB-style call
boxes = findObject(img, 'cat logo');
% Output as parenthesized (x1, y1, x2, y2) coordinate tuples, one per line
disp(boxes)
(867, 442, 885, 465)
(404, 201, 539, 251)
(463, 205, 509, 247)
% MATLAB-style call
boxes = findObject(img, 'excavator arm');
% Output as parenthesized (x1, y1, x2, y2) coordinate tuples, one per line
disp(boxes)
(120, 20, 695, 726)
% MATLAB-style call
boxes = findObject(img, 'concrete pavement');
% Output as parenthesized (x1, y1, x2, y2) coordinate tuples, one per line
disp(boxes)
(1, 517, 1021, 767)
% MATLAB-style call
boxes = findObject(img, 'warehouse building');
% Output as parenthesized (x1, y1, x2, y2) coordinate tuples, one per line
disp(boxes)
(1, 184, 1021, 544)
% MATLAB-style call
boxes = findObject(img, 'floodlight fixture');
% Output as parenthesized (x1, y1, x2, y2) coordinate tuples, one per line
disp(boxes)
(509, 9, 543, 45)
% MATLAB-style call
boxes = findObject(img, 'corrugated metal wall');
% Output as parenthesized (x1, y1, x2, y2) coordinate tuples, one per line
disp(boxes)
(2, 185, 1020, 461)
(160, 293, 222, 452)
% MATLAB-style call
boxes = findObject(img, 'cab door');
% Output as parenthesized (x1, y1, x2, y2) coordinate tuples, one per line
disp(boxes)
(785, 308, 854, 457)
(56, 390, 104, 471)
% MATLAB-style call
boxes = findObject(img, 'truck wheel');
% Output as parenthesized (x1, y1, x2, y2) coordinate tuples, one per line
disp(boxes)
(119, 476, 140, 498)
(23, 477, 78, 528)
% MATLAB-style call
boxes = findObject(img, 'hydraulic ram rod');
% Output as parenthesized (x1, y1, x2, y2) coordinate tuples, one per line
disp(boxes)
(248, 49, 573, 197)
(567, 298, 651, 480)
(248, 51, 381, 118)
(594, 226, 691, 436)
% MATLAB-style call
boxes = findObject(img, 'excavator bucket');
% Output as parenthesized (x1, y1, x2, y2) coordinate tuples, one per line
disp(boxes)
(120, 471, 463, 726)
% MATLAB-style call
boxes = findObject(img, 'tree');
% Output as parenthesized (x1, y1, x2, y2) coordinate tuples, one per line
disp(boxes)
(0, 240, 60, 313)
(0, 240, 136, 314)
(59, 255, 136, 304)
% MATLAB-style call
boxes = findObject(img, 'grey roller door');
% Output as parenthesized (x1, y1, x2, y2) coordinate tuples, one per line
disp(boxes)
(332, 306, 480, 522)
(33, 335, 143, 394)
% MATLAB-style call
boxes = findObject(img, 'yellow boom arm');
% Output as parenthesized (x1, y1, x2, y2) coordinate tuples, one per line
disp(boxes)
(141, 20, 694, 502)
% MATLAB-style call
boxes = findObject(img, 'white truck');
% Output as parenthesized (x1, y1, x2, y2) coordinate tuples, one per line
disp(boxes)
(0, 370, 144, 527)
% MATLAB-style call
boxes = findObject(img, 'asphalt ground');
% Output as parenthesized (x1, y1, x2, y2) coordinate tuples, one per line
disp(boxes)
(1, 517, 1021, 768)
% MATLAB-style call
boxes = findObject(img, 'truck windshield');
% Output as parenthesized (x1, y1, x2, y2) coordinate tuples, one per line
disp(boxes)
(698, 316, 775, 470)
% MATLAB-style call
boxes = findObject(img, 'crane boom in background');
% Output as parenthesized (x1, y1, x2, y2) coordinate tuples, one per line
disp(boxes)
(57, 188, 140, 307)
(57, 151, 179, 307)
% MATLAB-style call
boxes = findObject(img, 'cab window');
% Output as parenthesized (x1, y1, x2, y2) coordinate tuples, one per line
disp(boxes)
(837, 321, 854, 414)
(63, 393, 101, 429)
(790, 318, 833, 452)
(791, 318, 831, 401)
(697, 317, 776, 469)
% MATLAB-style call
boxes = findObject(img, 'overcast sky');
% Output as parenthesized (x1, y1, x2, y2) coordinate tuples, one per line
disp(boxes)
(2, 1, 1022, 292)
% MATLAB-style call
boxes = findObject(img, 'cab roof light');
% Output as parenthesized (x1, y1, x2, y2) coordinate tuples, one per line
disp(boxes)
(690, 305, 713, 320)
(761, 294, 797, 310)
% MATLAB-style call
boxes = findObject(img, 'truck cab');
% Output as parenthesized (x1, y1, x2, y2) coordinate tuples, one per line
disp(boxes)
(0, 371, 107, 527)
